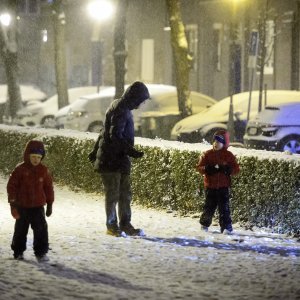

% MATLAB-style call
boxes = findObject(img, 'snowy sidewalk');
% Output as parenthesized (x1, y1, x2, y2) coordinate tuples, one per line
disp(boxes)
(0, 174, 299, 300)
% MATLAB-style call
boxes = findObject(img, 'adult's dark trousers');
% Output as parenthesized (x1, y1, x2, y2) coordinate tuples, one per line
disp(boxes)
(11, 207, 49, 256)
(200, 187, 232, 232)
(101, 172, 132, 229)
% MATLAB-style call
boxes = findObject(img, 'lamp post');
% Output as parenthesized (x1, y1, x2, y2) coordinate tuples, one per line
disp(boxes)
(227, 0, 245, 141)
(87, 0, 114, 92)
(0, 13, 11, 27)
(228, 0, 244, 96)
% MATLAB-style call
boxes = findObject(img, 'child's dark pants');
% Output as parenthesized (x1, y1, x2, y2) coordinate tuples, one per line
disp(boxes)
(200, 187, 232, 232)
(11, 207, 49, 256)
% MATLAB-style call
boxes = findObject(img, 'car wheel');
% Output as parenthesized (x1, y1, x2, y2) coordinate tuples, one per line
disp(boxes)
(88, 121, 103, 133)
(279, 135, 300, 154)
(41, 116, 55, 128)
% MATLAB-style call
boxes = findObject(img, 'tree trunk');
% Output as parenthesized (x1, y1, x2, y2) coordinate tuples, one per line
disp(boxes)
(52, 0, 69, 109)
(0, 0, 22, 122)
(165, 0, 192, 119)
(114, 0, 129, 99)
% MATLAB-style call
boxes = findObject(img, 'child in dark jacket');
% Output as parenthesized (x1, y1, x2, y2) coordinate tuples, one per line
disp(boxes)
(196, 130, 240, 234)
(7, 140, 54, 261)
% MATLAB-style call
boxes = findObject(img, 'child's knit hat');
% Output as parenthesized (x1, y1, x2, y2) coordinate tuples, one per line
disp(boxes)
(214, 134, 226, 145)
(213, 130, 230, 148)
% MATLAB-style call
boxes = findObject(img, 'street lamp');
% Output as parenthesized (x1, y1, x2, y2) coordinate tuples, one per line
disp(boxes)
(227, 0, 245, 141)
(87, 0, 114, 22)
(87, 0, 115, 92)
(0, 13, 11, 27)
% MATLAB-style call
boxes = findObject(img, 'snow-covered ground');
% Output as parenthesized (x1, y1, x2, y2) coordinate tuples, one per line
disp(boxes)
(0, 173, 299, 300)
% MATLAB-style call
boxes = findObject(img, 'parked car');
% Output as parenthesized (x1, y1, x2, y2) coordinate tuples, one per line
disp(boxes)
(14, 86, 98, 127)
(244, 102, 300, 153)
(170, 90, 300, 143)
(55, 84, 217, 134)
(0, 84, 47, 123)
(0, 84, 47, 105)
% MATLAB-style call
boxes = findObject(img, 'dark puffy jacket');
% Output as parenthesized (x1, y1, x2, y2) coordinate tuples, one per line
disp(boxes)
(7, 140, 54, 208)
(90, 81, 150, 174)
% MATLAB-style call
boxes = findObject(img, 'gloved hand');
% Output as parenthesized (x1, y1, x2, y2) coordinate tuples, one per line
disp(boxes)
(46, 204, 52, 217)
(205, 165, 219, 175)
(219, 164, 232, 175)
(130, 150, 144, 159)
(10, 205, 20, 220)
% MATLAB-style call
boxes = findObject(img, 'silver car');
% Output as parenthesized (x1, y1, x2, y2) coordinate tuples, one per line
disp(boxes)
(14, 86, 98, 128)
(244, 102, 300, 153)
(171, 90, 300, 144)
(55, 84, 217, 134)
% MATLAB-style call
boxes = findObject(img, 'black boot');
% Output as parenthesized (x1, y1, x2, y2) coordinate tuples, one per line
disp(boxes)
(120, 223, 144, 236)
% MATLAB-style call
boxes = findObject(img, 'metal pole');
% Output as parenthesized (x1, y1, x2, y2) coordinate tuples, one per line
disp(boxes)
(247, 68, 254, 122)
(228, 94, 235, 141)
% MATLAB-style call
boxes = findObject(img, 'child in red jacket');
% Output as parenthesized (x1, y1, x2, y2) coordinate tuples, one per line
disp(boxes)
(7, 140, 54, 261)
(196, 130, 240, 234)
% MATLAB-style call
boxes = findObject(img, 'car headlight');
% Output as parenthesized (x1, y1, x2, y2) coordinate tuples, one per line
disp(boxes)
(68, 111, 87, 118)
(261, 127, 278, 137)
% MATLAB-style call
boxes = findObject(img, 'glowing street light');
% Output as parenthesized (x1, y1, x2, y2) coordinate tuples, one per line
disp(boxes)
(87, 0, 115, 92)
(87, 0, 114, 22)
(0, 13, 11, 27)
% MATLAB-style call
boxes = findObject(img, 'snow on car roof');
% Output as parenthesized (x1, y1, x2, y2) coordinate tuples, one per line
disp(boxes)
(0, 85, 47, 104)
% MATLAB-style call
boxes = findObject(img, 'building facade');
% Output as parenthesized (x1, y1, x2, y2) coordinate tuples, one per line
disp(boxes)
(0, 0, 299, 100)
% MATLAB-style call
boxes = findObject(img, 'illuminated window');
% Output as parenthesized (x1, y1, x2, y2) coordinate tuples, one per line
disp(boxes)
(185, 24, 198, 71)
(264, 20, 275, 75)
(213, 23, 222, 71)
(17, 0, 40, 15)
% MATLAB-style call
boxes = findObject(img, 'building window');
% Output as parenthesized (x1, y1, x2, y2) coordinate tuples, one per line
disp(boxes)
(17, 0, 40, 15)
(213, 23, 222, 71)
(185, 24, 198, 71)
(264, 20, 275, 75)
(141, 39, 154, 82)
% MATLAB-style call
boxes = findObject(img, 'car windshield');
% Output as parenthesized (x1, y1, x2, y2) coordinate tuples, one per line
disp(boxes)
(253, 103, 300, 124)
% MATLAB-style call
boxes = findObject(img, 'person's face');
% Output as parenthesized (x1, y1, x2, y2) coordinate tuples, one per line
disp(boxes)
(213, 140, 224, 151)
(136, 100, 146, 109)
(131, 99, 146, 110)
(29, 154, 42, 166)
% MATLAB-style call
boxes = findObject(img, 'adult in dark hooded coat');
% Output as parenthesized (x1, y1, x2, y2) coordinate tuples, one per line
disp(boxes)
(89, 81, 150, 237)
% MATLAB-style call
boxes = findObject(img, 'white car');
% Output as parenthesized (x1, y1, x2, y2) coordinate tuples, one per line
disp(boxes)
(14, 86, 98, 127)
(54, 84, 217, 134)
(171, 90, 300, 143)
(0, 84, 47, 105)
(244, 102, 300, 153)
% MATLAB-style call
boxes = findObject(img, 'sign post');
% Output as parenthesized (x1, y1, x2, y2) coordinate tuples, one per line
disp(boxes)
(247, 30, 259, 122)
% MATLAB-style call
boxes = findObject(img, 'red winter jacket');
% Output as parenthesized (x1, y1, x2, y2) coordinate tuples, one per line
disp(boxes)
(196, 147, 240, 189)
(7, 140, 54, 208)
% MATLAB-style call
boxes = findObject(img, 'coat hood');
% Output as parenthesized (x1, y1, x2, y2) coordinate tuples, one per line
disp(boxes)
(24, 140, 46, 163)
(122, 81, 150, 110)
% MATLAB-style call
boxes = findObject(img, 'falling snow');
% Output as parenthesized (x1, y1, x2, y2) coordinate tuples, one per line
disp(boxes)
(0, 173, 299, 299)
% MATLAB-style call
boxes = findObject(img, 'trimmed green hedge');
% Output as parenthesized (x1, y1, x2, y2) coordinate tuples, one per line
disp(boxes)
(0, 126, 299, 235)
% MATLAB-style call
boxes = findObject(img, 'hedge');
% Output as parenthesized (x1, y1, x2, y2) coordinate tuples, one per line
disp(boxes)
(0, 125, 299, 235)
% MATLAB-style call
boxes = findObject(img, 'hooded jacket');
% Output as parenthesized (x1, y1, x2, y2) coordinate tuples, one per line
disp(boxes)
(92, 81, 150, 174)
(7, 140, 54, 208)
(196, 130, 240, 189)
